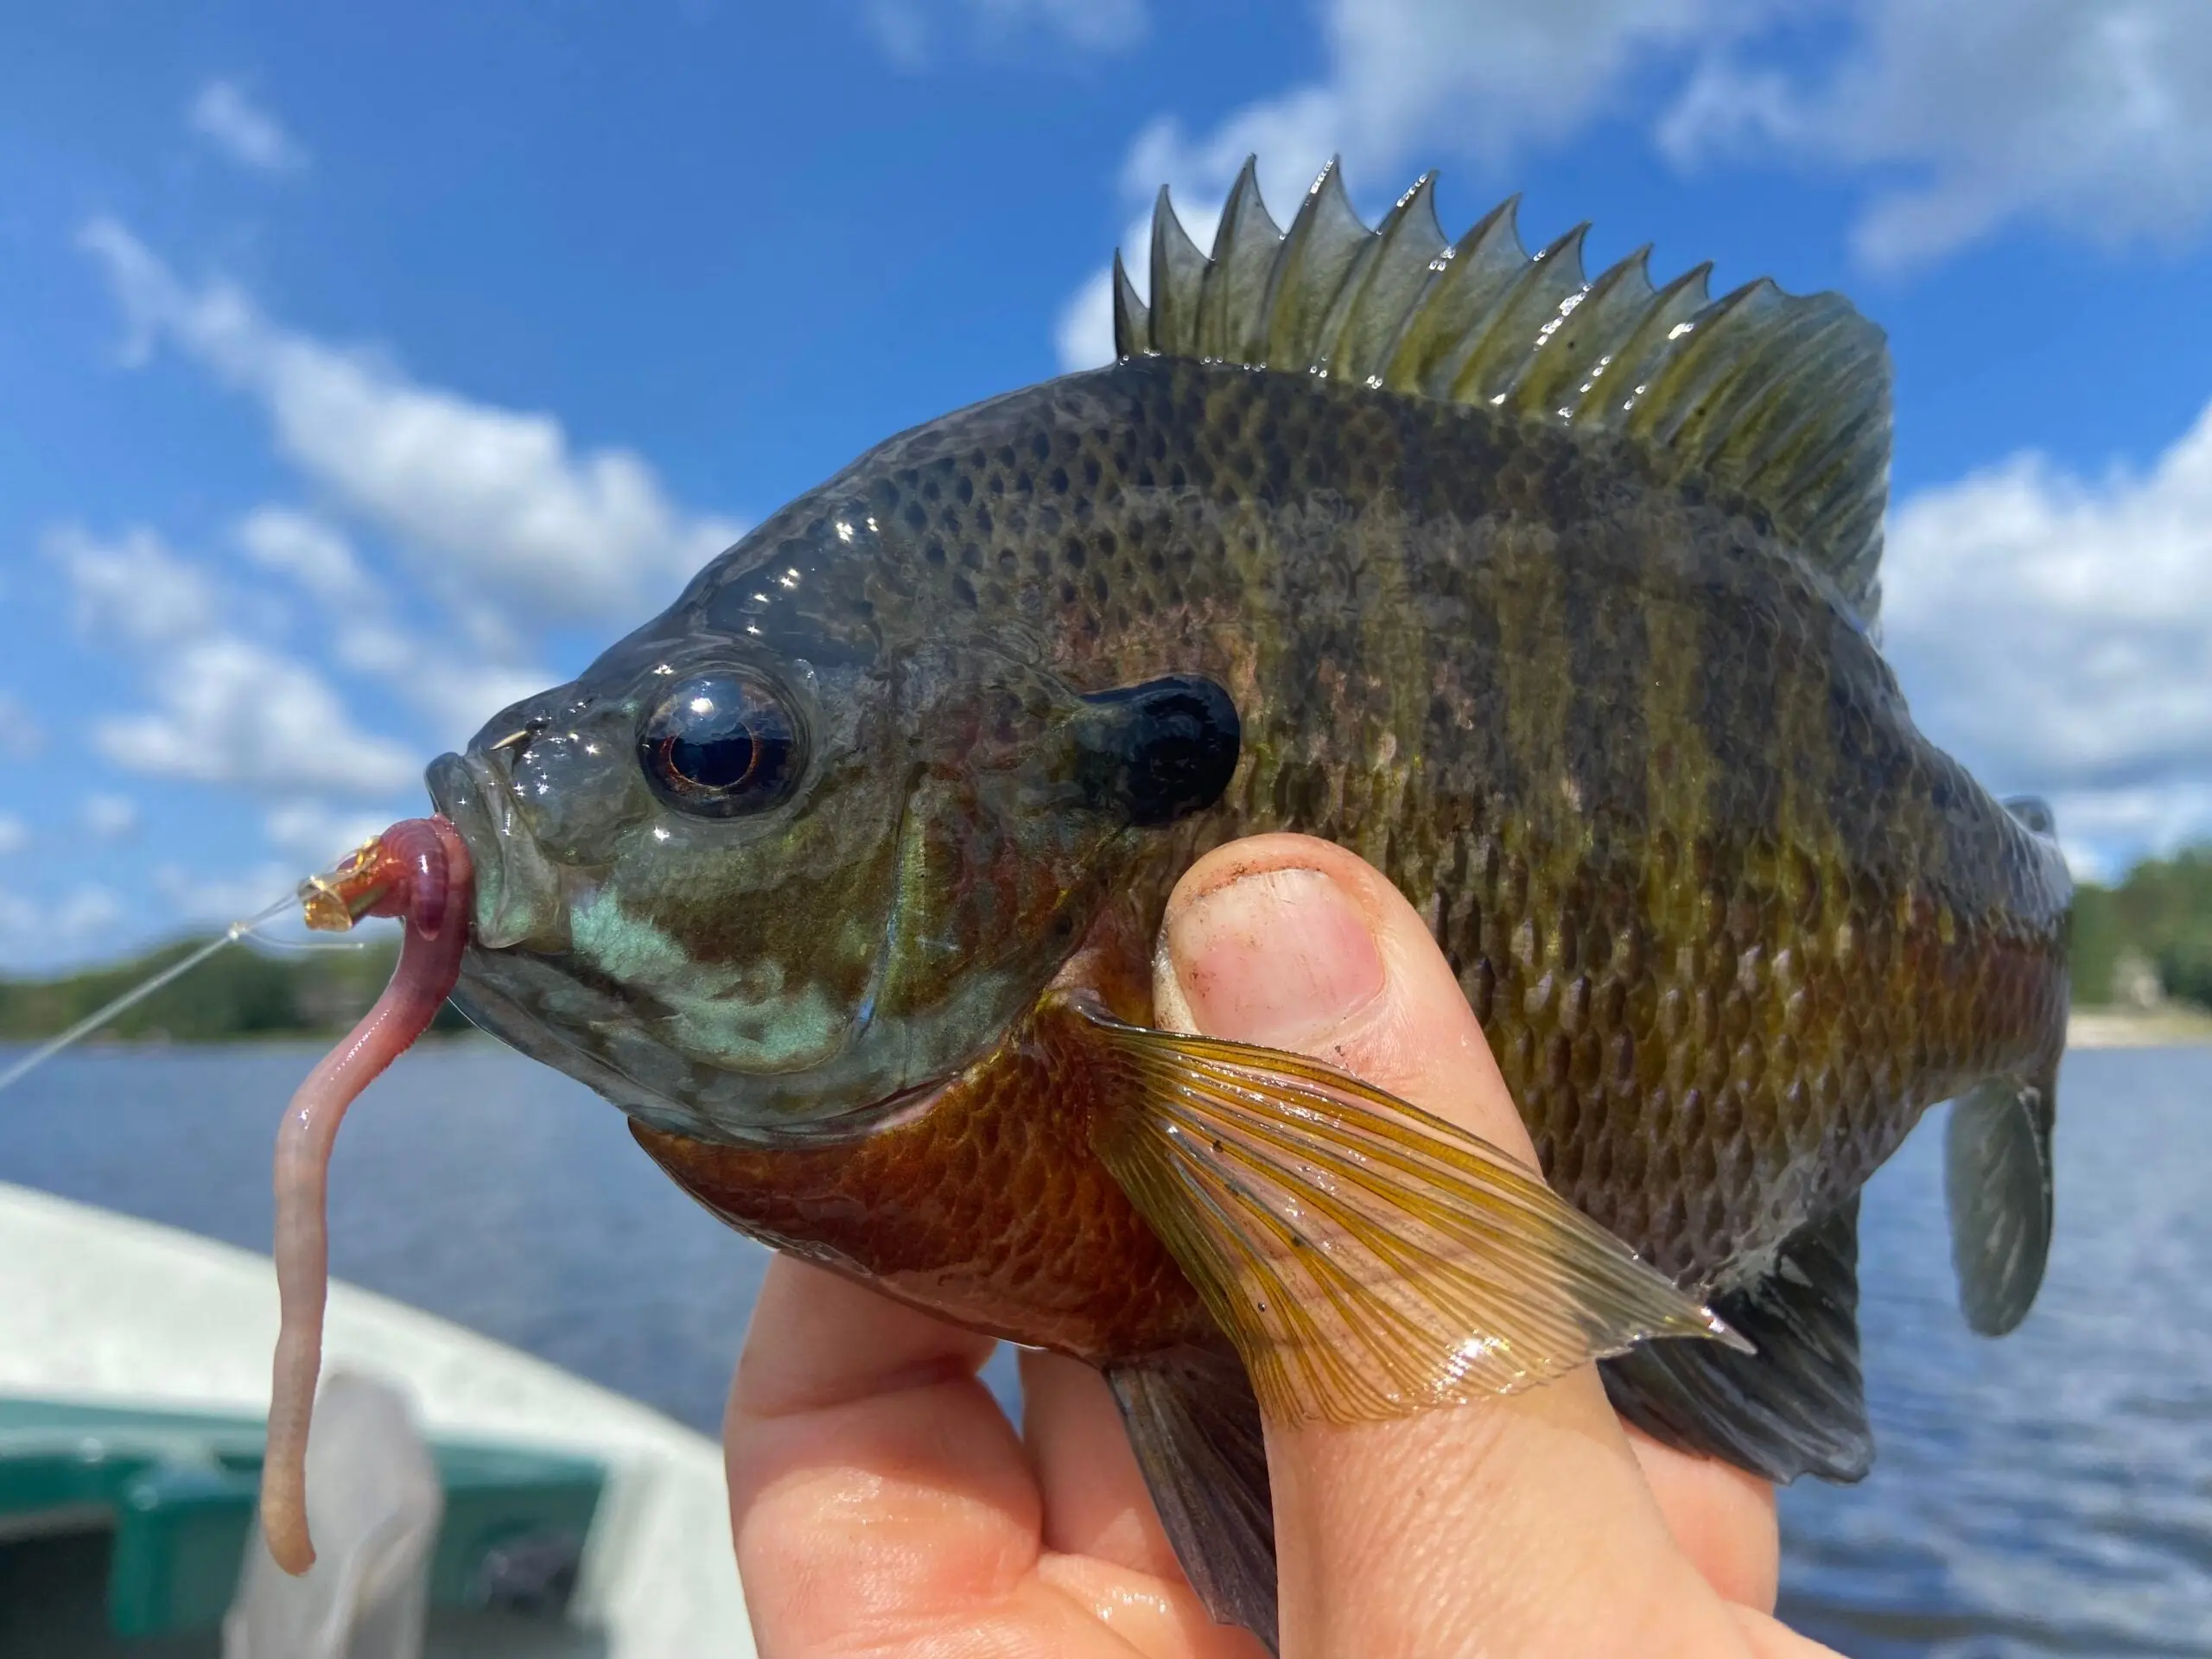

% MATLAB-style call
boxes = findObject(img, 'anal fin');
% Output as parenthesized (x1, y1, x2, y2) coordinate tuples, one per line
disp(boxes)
(1106, 1343, 1278, 1655)
(1946, 1067, 2056, 1336)
(1602, 1197, 1872, 1484)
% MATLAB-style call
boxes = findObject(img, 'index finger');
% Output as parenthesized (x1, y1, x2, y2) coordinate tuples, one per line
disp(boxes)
(725, 1259, 1038, 1651)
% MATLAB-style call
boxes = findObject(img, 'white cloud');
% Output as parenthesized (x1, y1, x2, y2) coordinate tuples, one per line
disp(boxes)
(0, 817, 27, 857)
(969, 0, 1145, 51)
(1661, 0, 2212, 270)
(48, 523, 219, 646)
(1128, 0, 1771, 207)
(0, 885, 127, 969)
(865, 0, 1145, 67)
(94, 633, 420, 798)
(226, 505, 548, 748)
(235, 506, 374, 607)
(862, 0, 935, 67)
(35, 203, 759, 963)
(264, 801, 397, 869)
(82, 796, 139, 842)
(385, 658, 548, 753)
(188, 79, 309, 176)
(56, 524, 419, 799)
(79, 219, 743, 627)
(1054, 265, 1119, 375)
(0, 694, 42, 760)
(1883, 394, 2212, 863)
(321, 616, 548, 747)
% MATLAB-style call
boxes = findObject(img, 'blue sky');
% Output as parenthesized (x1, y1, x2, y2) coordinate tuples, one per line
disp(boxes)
(3, 0, 2209, 970)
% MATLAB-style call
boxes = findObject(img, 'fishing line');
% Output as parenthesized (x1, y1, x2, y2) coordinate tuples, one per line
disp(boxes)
(0, 891, 324, 1095)
(251, 933, 373, 954)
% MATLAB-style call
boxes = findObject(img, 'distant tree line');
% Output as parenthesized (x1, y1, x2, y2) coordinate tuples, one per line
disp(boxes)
(0, 931, 473, 1043)
(2, 846, 2207, 1043)
(2070, 846, 2212, 1011)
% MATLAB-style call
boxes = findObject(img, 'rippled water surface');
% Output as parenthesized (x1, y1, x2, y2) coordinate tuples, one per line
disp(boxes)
(2, 1039, 2206, 1655)
(1776, 1046, 2212, 1657)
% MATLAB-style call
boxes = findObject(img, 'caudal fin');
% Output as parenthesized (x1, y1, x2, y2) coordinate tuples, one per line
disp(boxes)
(1946, 1067, 2056, 1336)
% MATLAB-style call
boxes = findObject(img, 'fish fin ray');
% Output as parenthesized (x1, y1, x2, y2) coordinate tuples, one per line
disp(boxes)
(1116, 162, 1891, 622)
(1440, 223, 1592, 406)
(1197, 156, 1283, 364)
(1059, 1000, 1737, 1425)
(1601, 1197, 1872, 1484)
(1111, 249, 1148, 364)
(1106, 1344, 1278, 1655)
(1147, 186, 1210, 359)
(1313, 169, 1448, 384)
(1258, 158, 1371, 373)
(1946, 1067, 2056, 1336)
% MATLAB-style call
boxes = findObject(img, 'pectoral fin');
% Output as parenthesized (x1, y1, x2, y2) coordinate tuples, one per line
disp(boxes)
(1049, 996, 1739, 1426)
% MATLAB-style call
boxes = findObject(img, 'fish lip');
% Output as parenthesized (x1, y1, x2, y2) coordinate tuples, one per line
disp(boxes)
(425, 749, 570, 952)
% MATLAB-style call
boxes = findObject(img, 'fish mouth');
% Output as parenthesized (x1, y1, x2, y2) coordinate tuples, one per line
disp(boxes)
(425, 750, 569, 952)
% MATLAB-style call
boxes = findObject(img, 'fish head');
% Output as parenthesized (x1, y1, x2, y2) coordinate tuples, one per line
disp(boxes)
(426, 496, 1238, 1145)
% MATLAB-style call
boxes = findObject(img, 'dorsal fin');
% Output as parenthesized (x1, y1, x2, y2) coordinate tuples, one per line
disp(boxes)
(1115, 158, 1892, 624)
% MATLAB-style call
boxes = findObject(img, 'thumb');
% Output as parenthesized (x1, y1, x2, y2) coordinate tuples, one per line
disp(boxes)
(1153, 834, 1751, 1659)
(1153, 833, 1537, 1167)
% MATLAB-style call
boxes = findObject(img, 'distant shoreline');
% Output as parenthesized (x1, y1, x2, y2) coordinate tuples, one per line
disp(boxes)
(2067, 1007, 2212, 1048)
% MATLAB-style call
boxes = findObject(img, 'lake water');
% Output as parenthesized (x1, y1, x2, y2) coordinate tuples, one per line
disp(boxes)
(1, 1039, 2205, 1656)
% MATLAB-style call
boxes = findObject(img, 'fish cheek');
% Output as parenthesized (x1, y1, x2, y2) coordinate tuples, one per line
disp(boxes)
(572, 883, 861, 1074)
(867, 673, 1243, 1047)
(571, 772, 906, 1077)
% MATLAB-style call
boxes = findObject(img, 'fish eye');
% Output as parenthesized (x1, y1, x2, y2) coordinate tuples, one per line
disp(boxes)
(638, 671, 804, 817)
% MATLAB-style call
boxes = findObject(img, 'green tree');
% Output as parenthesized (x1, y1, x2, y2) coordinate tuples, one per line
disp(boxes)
(2067, 846, 2212, 1010)
(0, 930, 470, 1043)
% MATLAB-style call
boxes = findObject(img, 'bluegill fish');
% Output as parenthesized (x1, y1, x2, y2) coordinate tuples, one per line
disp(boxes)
(368, 161, 2062, 1649)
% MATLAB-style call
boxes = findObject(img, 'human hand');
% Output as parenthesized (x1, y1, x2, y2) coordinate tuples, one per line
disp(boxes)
(723, 833, 1844, 1656)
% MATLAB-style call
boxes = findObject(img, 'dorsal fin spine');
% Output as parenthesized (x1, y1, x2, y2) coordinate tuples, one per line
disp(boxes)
(1377, 195, 1527, 395)
(1314, 171, 1448, 383)
(1440, 224, 1591, 407)
(1512, 244, 1657, 422)
(1149, 187, 1208, 359)
(1198, 157, 1281, 363)
(1623, 277, 1778, 452)
(1111, 251, 1148, 363)
(1601, 261, 1715, 420)
(1114, 158, 1892, 621)
(1260, 158, 1369, 372)
(1728, 315, 1884, 498)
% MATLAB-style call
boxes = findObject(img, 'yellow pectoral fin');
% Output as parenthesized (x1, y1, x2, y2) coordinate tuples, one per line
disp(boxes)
(1050, 996, 1744, 1426)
